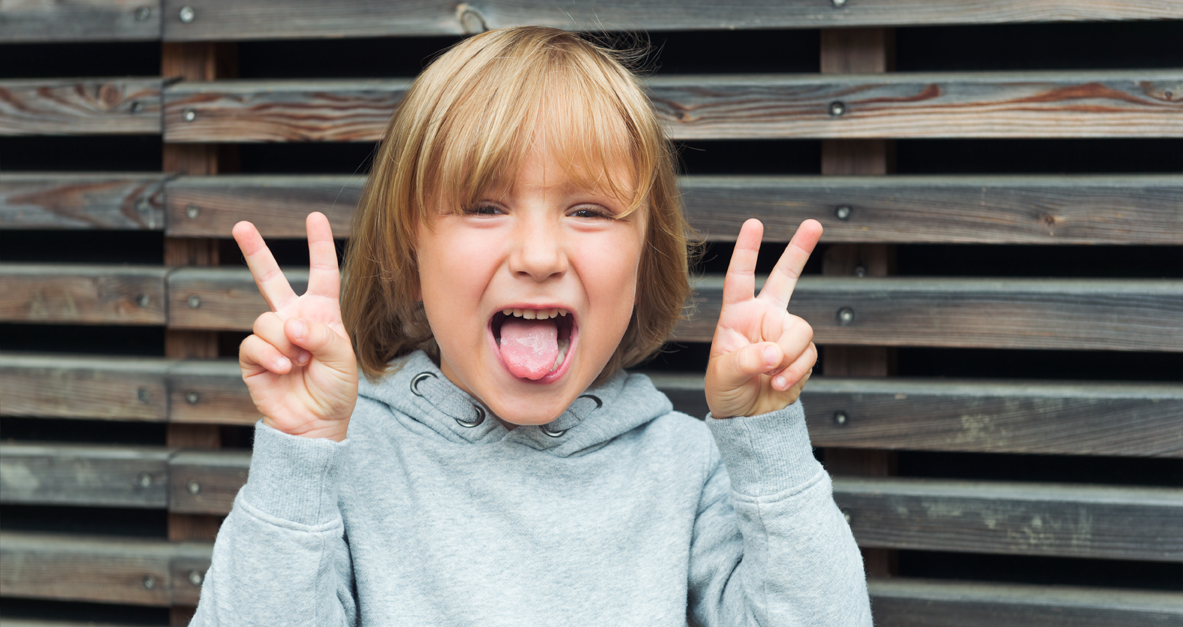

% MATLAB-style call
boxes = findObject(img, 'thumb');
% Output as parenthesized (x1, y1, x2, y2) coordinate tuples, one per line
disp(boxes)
(710, 342, 782, 392)
(285, 318, 354, 371)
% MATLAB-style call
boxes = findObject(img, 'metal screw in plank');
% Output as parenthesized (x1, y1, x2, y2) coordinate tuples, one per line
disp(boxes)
(835, 205, 851, 220)
(129, 100, 144, 114)
(829, 101, 846, 117)
(186, 204, 200, 218)
(134, 6, 151, 21)
(842, 510, 852, 523)
(189, 570, 205, 586)
(182, 109, 197, 122)
(136, 198, 152, 213)
(457, 4, 487, 34)
(832, 0, 847, 7)
(143, 575, 156, 590)
(188, 480, 202, 495)
(836, 307, 855, 326)
(853, 265, 867, 278)
(138, 473, 152, 488)
(137, 387, 152, 403)
(137, 294, 151, 308)
(187, 295, 202, 309)
(185, 391, 201, 405)
(178, 6, 195, 23)
(833, 411, 848, 426)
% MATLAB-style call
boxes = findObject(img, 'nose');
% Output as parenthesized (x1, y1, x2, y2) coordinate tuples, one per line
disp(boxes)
(508, 215, 567, 282)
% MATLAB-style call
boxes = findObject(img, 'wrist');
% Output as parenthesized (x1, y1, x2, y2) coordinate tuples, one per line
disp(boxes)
(262, 416, 349, 442)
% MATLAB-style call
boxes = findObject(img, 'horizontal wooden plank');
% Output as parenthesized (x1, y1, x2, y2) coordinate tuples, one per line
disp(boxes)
(169, 450, 250, 514)
(0, 0, 161, 43)
(0, 79, 162, 136)
(167, 267, 307, 330)
(0, 532, 210, 606)
(160, 0, 1183, 41)
(650, 375, 1183, 457)
(835, 477, 1183, 561)
(162, 173, 1183, 245)
(162, 72, 1183, 142)
(0, 264, 167, 325)
(168, 359, 262, 425)
(0, 173, 168, 230)
(0, 444, 170, 508)
(869, 578, 1183, 627)
(0, 354, 171, 420)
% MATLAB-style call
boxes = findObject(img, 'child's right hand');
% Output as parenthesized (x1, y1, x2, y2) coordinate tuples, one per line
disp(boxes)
(232, 212, 358, 442)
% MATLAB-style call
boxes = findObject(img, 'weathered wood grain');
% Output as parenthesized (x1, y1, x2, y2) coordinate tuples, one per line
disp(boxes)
(167, 359, 263, 425)
(0, 173, 168, 230)
(162, 72, 1183, 142)
(0, 0, 162, 43)
(168, 450, 249, 514)
(166, 267, 307, 330)
(0, 79, 162, 136)
(869, 578, 1183, 627)
(649, 375, 1183, 457)
(0, 532, 210, 606)
(0, 444, 170, 508)
(165, 175, 362, 238)
(159, 0, 1183, 42)
(160, 173, 1183, 244)
(834, 477, 1182, 561)
(0, 354, 170, 420)
(0, 264, 168, 324)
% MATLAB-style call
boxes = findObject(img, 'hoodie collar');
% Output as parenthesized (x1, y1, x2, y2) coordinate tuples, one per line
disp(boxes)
(358, 351, 671, 456)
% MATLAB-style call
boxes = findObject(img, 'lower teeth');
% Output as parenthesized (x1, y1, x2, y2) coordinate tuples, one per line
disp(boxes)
(551, 338, 570, 372)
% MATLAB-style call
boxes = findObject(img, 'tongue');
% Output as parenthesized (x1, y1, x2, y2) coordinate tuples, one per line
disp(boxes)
(499, 318, 560, 380)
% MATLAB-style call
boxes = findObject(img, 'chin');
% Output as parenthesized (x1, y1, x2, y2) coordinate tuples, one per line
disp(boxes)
(489, 391, 577, 426)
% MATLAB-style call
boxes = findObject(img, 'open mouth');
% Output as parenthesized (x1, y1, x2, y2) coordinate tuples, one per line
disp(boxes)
(490, 308, 576, 381)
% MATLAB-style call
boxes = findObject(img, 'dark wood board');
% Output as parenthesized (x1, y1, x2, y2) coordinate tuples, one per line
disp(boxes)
(0, 354, 171, 420)
(834, 477, 1183, 561)
(166, 267, 307, 330)
(162, 72, 1183, 142)
(1, 173, 169, 230)
(0, 532, 211, 606)
(161, 173, 1183, 245)
(0, 79, 163, 136)
(168, 359, 263, 425)
(159, 0, 1183, 41)
(0, 264, 168, 325)
(649, 375, 1183, 458)
(869, 578, 1183, 627)
(0, 444, 171, 508)
(0, 0, 162, 43)
(168, 450, 250, 514)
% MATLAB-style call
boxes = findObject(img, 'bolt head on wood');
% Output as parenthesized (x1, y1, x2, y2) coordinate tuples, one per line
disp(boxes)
(137, 472, 152, 488)
(837, 307, 855, 326)
(853, 265, 867, 278)
(189, 570, 204, 586)
(182, 109, 197, 122)
(187, 480, 202, 495)
(129, 100, 144, 114)
(187, 295, 202, 309)
(829, 101, 846, 117)
(143, 575, 156, 590)
(186, 204, 200, 218)
(185, 391, 201, 404)
(835, 205, 851, 220)
(136, 294, 151, 308)
(178, 6, 196, 23)
(843, 510, 852, 523)
(833, 411, 849, 426)
(458, 8, 487, 34)
(137, 387, 151, 403)
(134, 6, 151, 21)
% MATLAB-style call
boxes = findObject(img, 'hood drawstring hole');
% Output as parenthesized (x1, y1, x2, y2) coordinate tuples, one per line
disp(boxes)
(456, 404, 485, 428)
(410, 372, 436, 397)
(579, 394, 603, 409)
(540, 425, 566, 438)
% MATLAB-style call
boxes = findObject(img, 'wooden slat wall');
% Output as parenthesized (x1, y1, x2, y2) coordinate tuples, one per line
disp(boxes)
(3, 3, 1180, 624)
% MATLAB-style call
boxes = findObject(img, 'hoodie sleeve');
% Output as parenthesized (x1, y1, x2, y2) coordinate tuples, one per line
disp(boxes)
(687, 400, 872, 627)
(189, 420, 357, 627)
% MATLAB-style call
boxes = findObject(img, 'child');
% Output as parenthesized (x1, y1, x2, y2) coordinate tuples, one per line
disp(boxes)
(194, 26, 871, 626)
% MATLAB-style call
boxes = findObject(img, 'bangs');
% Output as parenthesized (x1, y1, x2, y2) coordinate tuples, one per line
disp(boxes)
(412, 31, 654, 219)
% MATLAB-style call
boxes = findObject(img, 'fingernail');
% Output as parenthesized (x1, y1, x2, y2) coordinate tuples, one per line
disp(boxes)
(297, 350, 311, 366)
(763, 346, 779, 366)
(774, 375, 787, 389)
(290, 319, 305, 339)
(276, 356, 291, 370)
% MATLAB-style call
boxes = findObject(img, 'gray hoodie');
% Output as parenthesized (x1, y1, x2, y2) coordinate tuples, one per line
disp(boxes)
(190, 351, 872, 626)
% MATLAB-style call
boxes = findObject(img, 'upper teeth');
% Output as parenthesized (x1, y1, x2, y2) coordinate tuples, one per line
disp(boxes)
(502, 308, 568, 320)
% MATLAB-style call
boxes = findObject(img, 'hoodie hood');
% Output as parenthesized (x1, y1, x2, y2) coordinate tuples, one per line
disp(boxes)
(358, 350, 673, 457)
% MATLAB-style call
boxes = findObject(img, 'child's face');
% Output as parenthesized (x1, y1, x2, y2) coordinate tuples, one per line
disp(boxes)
(416, 147, 646, 425)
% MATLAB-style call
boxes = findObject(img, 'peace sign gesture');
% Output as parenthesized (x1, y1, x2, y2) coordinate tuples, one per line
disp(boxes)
(705, 219, 823, 419)
(233, 212, 358, 442)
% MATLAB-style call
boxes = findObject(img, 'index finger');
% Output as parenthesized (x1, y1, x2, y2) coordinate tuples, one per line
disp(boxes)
(758, 219, 823, 310)
(304, 212, 340, 300)
(232, 221, 298, 312)
(722, 219, 764, 306)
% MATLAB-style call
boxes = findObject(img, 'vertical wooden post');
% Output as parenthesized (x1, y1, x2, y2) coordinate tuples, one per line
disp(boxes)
(162, 41, 237, 625)
(819, 28, 898, 578)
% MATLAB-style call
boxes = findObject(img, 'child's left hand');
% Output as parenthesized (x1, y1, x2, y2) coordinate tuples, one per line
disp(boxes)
(705, 219, 823, 419)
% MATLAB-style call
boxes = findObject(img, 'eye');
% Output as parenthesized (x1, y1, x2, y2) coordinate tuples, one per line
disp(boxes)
(569, 205, 614, 220)
(462, 203, 502, 216)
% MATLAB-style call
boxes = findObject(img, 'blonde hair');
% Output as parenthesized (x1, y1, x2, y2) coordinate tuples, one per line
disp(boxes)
(341, 26, 693, 385)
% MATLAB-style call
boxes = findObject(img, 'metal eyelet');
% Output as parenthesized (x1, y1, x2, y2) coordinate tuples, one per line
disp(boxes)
(540, 424, 566, 438)
(456, 404, 485, 428)
(578, 394, 603, 409)
(410, 372, 436, 397)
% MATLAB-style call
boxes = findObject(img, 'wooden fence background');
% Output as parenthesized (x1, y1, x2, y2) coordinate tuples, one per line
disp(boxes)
(2, 2, 1181, 625)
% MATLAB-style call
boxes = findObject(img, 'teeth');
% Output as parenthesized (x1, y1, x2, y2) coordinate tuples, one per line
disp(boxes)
(502, 308, 570, 319)
(551, 338, 570, 371)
